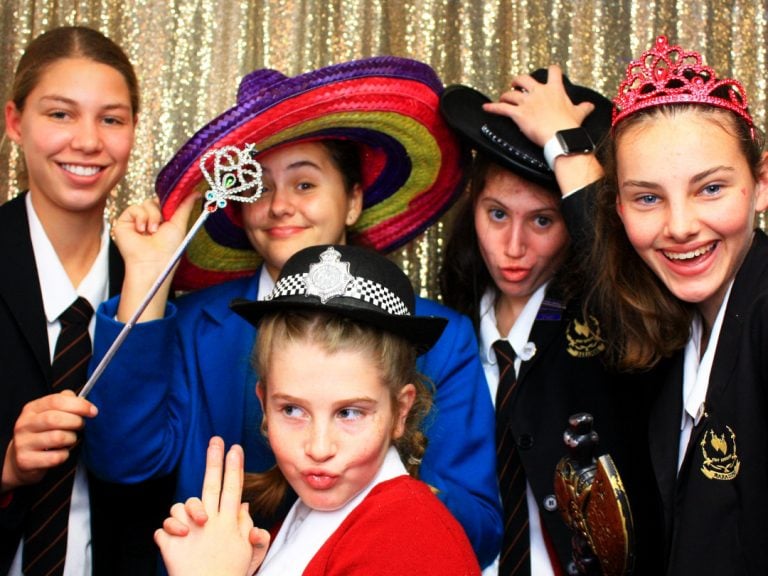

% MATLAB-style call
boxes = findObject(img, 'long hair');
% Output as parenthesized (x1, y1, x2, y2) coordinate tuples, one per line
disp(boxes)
(242, 311, 434, 518)
(583, 103, 764, 371)
(439, 154, 496, 329)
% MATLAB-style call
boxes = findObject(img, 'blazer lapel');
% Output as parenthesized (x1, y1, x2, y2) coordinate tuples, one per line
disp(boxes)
(0, 194, 50, 382)
(647, 354, 684, 537)
(516, 298, 565, 384)
(197, 275, 260, 443)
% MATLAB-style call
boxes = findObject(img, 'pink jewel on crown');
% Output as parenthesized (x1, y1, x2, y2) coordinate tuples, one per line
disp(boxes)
(612, 35, 753, 129)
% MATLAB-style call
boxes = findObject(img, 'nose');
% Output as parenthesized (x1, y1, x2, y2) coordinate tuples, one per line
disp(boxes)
(663, 197, 699, 241)
(305, 419, 336, 462)
(504, 222, 526, 258)
(268, 185, 295, 218)
(70, 119, 102, 154)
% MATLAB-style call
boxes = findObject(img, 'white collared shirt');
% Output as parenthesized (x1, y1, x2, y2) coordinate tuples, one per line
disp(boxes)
(9, 194, 110, 576)
(678, 281, 733, 472)
(478, 283, 555, 576)
(258, 265, 276, 300)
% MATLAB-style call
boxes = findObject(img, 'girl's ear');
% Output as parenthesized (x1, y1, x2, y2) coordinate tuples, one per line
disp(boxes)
(392, 383, 416, 439)
(255, 381, 265, 407)
(345, 183, 364, 226)
(754, 151, 768, 213)
(5, 101, 23, 145)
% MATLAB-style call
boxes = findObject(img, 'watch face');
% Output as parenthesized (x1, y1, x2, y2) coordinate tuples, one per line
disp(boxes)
(557, 128, 594, 154)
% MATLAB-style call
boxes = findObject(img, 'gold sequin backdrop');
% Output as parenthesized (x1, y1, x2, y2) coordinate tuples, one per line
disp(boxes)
(2, 0, 767, 297)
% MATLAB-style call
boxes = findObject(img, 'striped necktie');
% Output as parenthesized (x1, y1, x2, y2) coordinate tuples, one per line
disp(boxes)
(23, 296, 94, 576)
(493, 339, 530, 575)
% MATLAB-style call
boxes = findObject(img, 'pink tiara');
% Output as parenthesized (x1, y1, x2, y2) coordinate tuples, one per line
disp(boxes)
(612, 35, 753, 129)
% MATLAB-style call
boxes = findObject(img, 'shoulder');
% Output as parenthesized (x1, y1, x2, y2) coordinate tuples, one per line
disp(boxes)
(175, 274, 258, 313)
(315, 477, 480, 574)
(415, 295, 463, 321)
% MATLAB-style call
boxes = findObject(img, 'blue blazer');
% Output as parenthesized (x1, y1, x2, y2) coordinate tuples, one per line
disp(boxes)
(84, 271, 502, 567)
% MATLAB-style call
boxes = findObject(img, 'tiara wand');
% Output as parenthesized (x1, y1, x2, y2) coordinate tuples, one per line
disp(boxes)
(79, 144, 264, 399)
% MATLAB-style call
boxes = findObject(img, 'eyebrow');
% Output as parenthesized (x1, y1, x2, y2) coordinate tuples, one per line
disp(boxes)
(270, 393, 378, 406)
(621, 165, 735, 190)
(262, 159, 323, 176)
(39, 94, 132, 112)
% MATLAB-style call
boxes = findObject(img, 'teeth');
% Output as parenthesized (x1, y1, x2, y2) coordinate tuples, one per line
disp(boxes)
(62, 164, 101, 176)
(664, 243, 714, 261)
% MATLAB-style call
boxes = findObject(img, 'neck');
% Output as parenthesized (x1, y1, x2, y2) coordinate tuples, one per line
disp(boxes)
(494, 292, 528, 337)
(31, 195, 104, 288)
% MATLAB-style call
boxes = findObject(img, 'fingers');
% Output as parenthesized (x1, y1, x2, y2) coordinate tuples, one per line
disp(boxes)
(247, 526, 271, 574)
(184, 497, 209, 527)
(170, 192, 199, 229)
(162, 503, 192, 536)
(219, 444, 245, 521)
(117, 197, 163, 234)
(200, 436, 226, 517)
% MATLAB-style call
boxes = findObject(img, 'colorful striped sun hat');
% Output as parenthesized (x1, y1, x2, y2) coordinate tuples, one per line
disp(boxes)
(156, 56, 467, 291)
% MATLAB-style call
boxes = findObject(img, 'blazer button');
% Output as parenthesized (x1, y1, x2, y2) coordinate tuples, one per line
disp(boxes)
(542, 494, 558, 512)
(517, 434, 534, 450)
(567, 561, 580, 575)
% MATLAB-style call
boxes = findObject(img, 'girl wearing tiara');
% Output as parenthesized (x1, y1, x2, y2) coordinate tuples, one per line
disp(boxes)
(154, 244, 481, 575)
(584, 36, 768, 574)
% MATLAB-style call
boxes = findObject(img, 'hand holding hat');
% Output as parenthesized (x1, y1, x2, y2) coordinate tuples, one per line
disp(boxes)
(439, 66, 611, 191)
(486, 65, 598, 148)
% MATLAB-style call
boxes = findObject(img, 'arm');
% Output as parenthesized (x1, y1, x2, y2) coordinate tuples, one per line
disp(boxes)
(155, 437, 269, 576)
(111, 194, 197, 323)
(82, 296, 189, 482)
(414, 299, 503, 568)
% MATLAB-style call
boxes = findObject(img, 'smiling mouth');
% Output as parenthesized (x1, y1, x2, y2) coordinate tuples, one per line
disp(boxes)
(663, 242, 716, 261)
(61, 163, 102, 177)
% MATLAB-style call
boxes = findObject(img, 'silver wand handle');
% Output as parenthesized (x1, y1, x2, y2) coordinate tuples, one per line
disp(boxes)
(79, 208, 210, 398)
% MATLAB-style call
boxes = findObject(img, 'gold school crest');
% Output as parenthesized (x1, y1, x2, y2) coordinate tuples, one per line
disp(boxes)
(566, 315, 606, 358)
(700, 425, 740, 481)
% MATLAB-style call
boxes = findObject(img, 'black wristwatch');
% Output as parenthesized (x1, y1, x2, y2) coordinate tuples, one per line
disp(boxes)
(543, 127, 595, 170)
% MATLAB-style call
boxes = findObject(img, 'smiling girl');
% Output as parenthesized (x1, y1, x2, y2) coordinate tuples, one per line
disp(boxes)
(586, 36, 768, 575)
(1, 26, 170, 576)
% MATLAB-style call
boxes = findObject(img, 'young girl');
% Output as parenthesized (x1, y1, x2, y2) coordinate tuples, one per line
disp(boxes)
(0, 26, 169, 575)
(439, 69, 637, 575)
(154, 244, 481, 575)
(83, 57, 502, 567)
(586, 36, 768, 574)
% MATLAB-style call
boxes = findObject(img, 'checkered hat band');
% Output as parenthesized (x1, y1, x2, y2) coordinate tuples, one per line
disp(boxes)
(267, 273, 411, 316)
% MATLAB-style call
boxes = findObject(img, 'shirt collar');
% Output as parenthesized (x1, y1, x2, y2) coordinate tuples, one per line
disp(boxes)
(478, 281, 549, 367)
(26, 194, 110, 322)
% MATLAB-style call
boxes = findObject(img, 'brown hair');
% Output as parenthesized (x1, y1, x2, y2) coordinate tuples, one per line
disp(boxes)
(242, 310, 433, 517)
(11, 25, 139, 115)
(584, 104, 764, 370)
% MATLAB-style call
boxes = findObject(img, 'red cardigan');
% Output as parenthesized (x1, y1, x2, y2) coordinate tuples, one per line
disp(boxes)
(298, 476, 480, 575)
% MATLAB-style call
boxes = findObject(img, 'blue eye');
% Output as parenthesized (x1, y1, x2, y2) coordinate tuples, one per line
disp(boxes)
(638, 194, 659, 205)
(489, 208, 506, 222)
(702, 184, 722, 196)
(282, 405, 304, 418)
(533, 215, 552, 228)
(337, 407, 364, 421)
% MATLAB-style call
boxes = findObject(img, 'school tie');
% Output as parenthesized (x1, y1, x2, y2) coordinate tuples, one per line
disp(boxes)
(23, 296, 94, 576)
(493, 339, 530, 576)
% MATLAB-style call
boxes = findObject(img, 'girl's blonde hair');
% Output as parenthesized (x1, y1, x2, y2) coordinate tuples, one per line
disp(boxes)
(243, 310, 434, 518)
